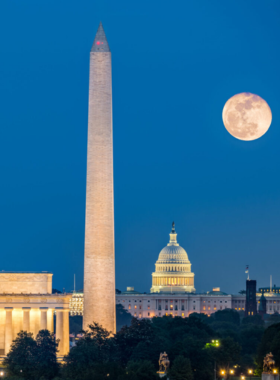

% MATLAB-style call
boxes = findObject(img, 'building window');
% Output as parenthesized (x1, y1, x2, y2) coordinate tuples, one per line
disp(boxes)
(165, 305, 168, 310)
(148, 312, 150, 317)
(203, 306, 206, 311)
(139, 305, 142, 309)
(175, 305, 178, 310)
(181, 305, 184, 311)
(134, 305, 137, 309)
(193, 307, 195, 310)
(208, 307, 211, 310)
(128, 305, 131, 310)
(148, 305, 150, 309)
(158, 305, 161, 310)
(159, 312, 161, 316)
(134, 313, 137, 317)
(182, 313, 184, 317)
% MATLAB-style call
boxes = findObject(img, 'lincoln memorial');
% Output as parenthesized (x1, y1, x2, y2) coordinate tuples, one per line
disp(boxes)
(0, 272, 71, 357)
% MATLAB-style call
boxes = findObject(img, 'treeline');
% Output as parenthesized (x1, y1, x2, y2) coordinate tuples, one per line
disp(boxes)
(3, 308, 280, 380)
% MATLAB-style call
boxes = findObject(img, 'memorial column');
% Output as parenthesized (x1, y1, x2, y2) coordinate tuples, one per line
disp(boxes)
(40, 307, 48, 330)
(5, 308, 13, 355)
(22, 307, 30, 332)
(63, 309, 69, 355)
(56, 308, 64, 356)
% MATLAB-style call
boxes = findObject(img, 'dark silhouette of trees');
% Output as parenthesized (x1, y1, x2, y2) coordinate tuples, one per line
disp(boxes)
(4, 330, 59, 380)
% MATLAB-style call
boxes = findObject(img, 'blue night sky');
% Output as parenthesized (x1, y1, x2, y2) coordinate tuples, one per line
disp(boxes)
(0, 0, 279, 294)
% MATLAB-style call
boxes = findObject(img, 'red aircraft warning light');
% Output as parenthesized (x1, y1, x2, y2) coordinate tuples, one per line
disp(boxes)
(96, 41, 100, 45)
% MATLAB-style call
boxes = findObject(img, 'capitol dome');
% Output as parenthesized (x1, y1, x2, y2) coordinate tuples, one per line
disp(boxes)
(150, 223, 195, 294)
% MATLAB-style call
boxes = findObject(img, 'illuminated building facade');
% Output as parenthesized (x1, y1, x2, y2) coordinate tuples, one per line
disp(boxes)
(83, 22, 116, 333)
(151, 223, 195, 293)
(69, 289, 280, 319)
(0, 272, 71, 356)
(69, 292, 84, 316)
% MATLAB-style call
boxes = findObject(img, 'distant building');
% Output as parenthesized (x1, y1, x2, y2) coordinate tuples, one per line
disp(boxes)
(69, 224, 280, 319)
(150, 223, 195, 293)
(259, 285, 280, 294)
(0, 272, 71, 356)
(245, 279, 257, 317)
(69, 292, 83, 316)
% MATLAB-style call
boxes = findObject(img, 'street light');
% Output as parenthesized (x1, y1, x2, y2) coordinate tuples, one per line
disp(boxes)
(273, 370, 277, 374)
(230, 370, 234, 375)
(248, 370, 253, 375)
(221, 370, 225, 376)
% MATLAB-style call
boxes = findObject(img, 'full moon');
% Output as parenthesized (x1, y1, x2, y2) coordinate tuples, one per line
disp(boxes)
(222, 92, 272, 141)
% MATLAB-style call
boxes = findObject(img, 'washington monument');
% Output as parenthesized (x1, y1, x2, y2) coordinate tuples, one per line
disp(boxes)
(83, 23, 116, 333)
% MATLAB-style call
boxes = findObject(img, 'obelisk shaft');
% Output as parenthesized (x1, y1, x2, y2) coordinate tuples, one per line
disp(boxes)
(83, 24, 116, 333)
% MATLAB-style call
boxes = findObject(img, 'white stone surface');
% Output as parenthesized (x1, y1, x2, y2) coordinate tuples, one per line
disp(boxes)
(0, 272, 52, 294)
(83, 23, 116, 333)
(262, 374, 279, 380)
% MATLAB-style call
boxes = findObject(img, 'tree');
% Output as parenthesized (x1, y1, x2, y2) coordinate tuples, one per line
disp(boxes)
(116, 304, 133, 331)
(125, 360, 158, 380)
(62, 322, 117, 380)
(239, 290, 246, 295)
(212, 337, 241, 373)
(212, 309, 240, 326)
(242, 314, 264, 326)
(169, 356, 193, 380)
(257, 323, 280, 373)
(34, 330, 59, 379)
(52, 289, 62, 294)
(115, 318, 155, 365)
(3, 331, 37, 380)
(239, 326, 264, 356)
(4, 330, 59, 380)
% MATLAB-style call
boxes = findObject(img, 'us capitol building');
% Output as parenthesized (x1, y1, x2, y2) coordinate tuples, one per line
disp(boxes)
(70, 223, 280, 319)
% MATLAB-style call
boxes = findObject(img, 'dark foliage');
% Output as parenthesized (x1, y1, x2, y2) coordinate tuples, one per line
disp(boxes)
(52, 289, 62, 294)
(4, 330, 59, 380)
(257, 322, 280, 374)
(6, 308, 280, 380)
(169, 356, 193, 380)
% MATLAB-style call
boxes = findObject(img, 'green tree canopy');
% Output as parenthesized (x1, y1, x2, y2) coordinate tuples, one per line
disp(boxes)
(3, 330, 59, 380)
(169, 356, 193, 380)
